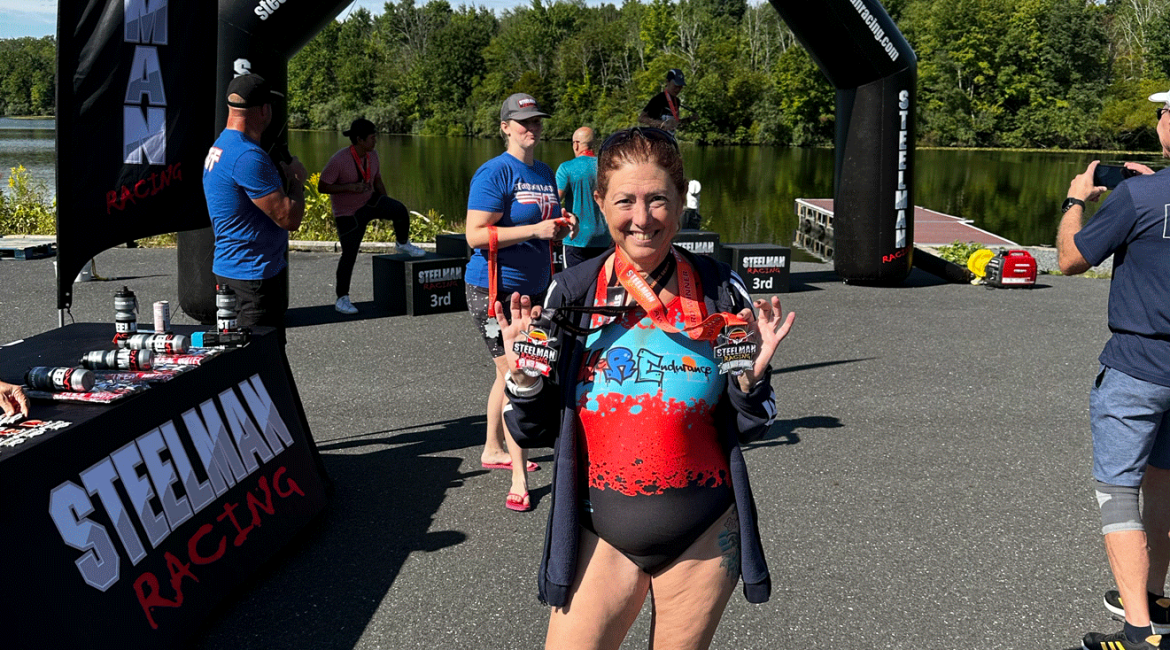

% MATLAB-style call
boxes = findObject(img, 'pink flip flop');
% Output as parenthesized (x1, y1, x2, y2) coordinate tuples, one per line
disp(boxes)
(506, 492, 533, 512)
(482, 459, 540, 472)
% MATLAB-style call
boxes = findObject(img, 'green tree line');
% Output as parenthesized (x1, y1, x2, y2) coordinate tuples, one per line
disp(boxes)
(5, 0, 1170, 148)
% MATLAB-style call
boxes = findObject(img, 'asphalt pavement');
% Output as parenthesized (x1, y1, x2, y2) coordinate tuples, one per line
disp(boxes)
(0, 246, 1120, 650)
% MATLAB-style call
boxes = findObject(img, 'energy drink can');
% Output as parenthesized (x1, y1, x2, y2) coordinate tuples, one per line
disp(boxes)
(153, 301, 171, 334)
(80, 349, 153, 371)
(26, 366, 95, 392)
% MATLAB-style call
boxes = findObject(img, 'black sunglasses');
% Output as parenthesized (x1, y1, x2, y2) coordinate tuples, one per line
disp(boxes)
(599, 127, 679, 157)
(1159, 108, 1170, 122)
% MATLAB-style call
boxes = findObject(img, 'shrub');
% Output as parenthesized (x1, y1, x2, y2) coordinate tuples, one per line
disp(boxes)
(935, 241, 987, 266)
(0, 165, 55, 235)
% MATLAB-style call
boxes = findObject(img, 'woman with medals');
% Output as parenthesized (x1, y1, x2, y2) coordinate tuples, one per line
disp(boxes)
(497, 127, 794, 649)
(464, 94, 576, 512)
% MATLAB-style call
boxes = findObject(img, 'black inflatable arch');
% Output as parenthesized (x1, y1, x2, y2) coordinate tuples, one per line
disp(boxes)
(55, 0, 914, 321)
(768, 0, 917, 284)
(176, 0, 352, 323)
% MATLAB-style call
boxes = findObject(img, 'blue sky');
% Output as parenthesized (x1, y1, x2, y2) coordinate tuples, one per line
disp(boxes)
(0, 0, 609, 40)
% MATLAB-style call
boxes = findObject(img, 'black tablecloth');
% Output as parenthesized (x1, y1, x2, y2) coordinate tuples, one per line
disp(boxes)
(0, 323, 328, 648)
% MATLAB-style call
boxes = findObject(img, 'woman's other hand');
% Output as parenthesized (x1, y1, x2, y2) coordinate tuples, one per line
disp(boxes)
(735, 296, 795, 389)
(496, 292, 543, 388)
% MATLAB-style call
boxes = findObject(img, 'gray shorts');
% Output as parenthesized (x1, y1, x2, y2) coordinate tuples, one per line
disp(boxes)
(1091, 364, 1170, 486)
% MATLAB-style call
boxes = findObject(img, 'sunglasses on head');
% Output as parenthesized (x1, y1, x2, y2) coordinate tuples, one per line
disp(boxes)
(599, 127, 679, 158)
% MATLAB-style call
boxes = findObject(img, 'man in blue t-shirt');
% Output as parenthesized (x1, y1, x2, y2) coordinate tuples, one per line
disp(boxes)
(202, 74, 306, 344)
(556, 126, 611, 268)
(1059, 87, 1170, 650)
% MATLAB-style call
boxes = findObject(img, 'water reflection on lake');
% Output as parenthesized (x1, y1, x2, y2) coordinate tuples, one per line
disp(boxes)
(3, 117, 1158, 250)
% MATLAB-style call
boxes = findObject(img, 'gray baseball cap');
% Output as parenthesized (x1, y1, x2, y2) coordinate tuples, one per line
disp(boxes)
(500, 93, 550, 122)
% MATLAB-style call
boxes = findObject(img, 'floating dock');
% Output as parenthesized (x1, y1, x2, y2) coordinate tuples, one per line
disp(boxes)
(794, 198, 1018, 261)
(0, 236, 56, 260)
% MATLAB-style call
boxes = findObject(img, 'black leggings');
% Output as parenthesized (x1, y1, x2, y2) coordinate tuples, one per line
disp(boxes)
(335, 195, 409, 297)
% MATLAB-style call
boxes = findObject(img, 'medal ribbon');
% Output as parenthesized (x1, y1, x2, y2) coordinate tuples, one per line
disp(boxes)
(487, 225, 499, 318)
(665, 91, 680, 122)
(611, 247, 747, 341)
(349, 146, 371, 183)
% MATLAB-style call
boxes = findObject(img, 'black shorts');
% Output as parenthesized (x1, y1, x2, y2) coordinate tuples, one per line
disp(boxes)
(215, 268, 289, 345)
(465, 283, 546, 358)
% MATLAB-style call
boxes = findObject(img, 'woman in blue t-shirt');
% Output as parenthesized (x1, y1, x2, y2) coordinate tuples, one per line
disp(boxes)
(464, 93, 577, 512)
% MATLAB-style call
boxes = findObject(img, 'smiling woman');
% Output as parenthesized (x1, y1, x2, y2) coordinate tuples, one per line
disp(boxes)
(496, 126, 796, 650)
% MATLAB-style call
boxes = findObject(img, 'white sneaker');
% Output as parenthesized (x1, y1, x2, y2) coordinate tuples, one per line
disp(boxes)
(396, 241, 426, 257)
(335, 295, 358, 315)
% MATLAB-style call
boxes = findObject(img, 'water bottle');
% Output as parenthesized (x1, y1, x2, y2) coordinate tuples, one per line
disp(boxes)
(26, 366, 95, 392)
(80, 349, 153, 371)
(114, 286, 138, 335)
(216, 285, 238, 332)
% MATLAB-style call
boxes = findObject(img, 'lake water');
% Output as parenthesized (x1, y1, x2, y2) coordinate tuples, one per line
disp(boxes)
(3, 117, 1158, 250)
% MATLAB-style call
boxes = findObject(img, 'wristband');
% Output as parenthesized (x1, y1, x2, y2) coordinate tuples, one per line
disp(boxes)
(505, 374, 543, 397)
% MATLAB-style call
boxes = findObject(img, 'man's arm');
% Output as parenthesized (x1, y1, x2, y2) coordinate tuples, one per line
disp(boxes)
(1056, 205, 1091, 275)
(253, 158, 307, 231)
(1057, 160, 1105, 276)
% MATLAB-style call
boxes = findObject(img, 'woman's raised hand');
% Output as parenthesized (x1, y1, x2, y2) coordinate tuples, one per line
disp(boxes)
(735, 296, 795, 388)
(496, 292, 543, 385)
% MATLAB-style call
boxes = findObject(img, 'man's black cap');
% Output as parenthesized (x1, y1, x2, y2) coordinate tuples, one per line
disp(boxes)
(666, 68, 686, 86)
(226, 74, 284, 108)
(343, 118, 377, 138)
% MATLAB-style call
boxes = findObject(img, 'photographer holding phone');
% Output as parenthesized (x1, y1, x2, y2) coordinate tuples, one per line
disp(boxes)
(1057, 88, 1170, 650)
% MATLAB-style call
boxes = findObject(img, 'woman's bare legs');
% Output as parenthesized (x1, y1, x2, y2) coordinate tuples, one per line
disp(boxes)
(647, 506, 740, 650)
(546, 528, 650, 650)
(545, 505, 740, 650)
(486, 355, 528, 505)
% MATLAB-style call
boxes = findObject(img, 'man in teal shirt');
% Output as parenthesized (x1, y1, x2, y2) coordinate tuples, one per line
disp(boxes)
(556, 126, 611, 267)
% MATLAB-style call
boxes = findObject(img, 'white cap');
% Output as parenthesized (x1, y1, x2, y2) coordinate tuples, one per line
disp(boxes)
(1149, 88, 1170, 105)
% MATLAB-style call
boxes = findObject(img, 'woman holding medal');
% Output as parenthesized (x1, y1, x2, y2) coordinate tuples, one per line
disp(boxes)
(498, 127, 794, 649)
(464, 93, 576, 512)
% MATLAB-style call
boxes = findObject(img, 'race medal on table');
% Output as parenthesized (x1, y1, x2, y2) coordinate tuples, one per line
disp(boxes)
(513, 323, 559, 377)
(714, 325, 758, 375)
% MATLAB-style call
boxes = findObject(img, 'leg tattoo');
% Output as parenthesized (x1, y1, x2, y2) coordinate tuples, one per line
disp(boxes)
(717, 511, 741, 580)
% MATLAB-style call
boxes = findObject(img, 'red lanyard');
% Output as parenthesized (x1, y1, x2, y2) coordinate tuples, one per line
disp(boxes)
(594, 248, 747, 341)
(487, 226, 499, 318)
(349, 146, 371, 183)
(664, 91, 680, 121)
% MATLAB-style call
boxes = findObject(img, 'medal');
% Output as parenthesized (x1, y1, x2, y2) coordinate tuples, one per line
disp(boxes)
(513, 316, 559, 377)
(485, 225, 502, 341)
(484, 317, 501, 340)
(713, 325, 759, 375)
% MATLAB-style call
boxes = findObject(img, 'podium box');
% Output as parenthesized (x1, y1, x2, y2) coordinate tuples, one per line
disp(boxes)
(719, 243, 791, 293)
(435, 234, 473, 260)
(374, 253, 468, 316)
(672, 231, 720, 257)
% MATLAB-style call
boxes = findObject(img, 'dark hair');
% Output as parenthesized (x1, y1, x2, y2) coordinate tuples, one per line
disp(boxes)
(596, 128, 686, 200)
(343, 118, 376, 144)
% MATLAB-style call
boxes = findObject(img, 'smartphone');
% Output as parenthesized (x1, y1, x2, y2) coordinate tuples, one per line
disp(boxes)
(1093, 164, 1138, 189)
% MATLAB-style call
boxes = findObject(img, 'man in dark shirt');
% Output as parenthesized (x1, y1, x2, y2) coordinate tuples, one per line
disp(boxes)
(1058, 86, 1170, 650)
(639, 68, 691, 133)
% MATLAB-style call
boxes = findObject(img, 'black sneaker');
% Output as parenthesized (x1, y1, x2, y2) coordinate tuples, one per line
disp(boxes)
(1082, 629, 1162, 650)
(1104, 590, 1170, 634)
